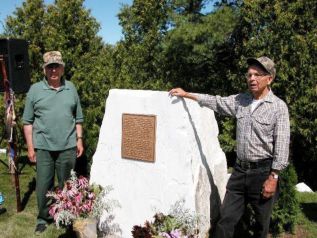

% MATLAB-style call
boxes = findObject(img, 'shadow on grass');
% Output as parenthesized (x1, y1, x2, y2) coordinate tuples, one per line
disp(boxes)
(301, 203, 317, 222)
(18, 155, 36, 174)
(58, 228, 77, 238)
(21, 177, 36, 210)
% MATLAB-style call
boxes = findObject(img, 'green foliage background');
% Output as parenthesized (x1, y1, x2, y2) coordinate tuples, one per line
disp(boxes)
(1, 0, 316, 235)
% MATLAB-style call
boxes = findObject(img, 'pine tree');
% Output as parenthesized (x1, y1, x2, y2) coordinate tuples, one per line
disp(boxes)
(114, 0, 170, 90)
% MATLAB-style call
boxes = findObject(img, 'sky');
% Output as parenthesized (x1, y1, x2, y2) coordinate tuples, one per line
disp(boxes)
(0, 0, 133, 45)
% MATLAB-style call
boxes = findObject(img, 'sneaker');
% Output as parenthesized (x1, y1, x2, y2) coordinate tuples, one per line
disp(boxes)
(35, 223, 47, 235)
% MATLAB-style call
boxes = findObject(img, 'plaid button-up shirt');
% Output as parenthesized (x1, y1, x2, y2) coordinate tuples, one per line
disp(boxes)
(196, 90, 290, 171)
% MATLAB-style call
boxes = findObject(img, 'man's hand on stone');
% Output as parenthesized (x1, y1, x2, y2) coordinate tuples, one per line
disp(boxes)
(169, 88, 198, 101)
(262, 176, 278, 199)
(169, 88, 188, 97)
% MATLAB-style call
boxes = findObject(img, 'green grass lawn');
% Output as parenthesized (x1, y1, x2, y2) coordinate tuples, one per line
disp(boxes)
(0, 154, 75, 238)
(0, 154, 316, 238)
(294, 192, 317, 238)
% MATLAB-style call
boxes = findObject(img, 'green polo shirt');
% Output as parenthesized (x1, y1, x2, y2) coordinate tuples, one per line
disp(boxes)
(22, 78, 84, 151)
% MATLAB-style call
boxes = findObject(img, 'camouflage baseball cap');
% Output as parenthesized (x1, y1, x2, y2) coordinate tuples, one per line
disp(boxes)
(247, 56, 276, 79)
(43, 51, 65, 68)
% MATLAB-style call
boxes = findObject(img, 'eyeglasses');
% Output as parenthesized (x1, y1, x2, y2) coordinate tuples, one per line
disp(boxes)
(46, 63, 61, 69)
(245, 73, 270, 79)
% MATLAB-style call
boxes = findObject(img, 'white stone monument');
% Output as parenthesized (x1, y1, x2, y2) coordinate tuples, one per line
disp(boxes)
(90, 89, 228, 237)
(296, 182, 314, 193)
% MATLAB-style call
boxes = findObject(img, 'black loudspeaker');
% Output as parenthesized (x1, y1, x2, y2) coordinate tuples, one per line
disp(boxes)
(0, 38, 31, 93)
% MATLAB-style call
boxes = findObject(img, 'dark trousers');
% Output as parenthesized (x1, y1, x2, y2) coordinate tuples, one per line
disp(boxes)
(214, 160, 278, 238)
(35, 148, 76, 225)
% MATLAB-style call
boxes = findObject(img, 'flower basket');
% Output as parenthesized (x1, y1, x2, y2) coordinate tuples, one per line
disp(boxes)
(132, 200, 201, 238)
(46, 169, 119, 235)
(73, 218, 97, 238)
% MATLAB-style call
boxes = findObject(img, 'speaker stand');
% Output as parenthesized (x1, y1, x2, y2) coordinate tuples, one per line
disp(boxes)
(0, 54, 22, 212)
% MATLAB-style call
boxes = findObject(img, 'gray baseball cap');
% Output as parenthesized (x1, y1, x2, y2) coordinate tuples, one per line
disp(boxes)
(247, 56, 276, 79)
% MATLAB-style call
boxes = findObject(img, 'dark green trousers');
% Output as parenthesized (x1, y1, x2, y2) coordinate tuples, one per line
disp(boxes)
(35, 147, 76, 225)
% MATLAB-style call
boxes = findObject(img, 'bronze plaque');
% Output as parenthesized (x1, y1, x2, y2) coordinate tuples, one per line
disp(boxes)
(121, 113, 156, 162)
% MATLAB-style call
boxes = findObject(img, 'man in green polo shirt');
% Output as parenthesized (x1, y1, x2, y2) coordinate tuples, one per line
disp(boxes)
(22, 51, 84, 234)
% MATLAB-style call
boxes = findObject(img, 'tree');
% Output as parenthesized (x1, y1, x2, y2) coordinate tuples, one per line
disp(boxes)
(113, 0, 170, 90)
(1, 0, 46, 150)
(161, 5, 238, 92)
(172, 0, 209, 17)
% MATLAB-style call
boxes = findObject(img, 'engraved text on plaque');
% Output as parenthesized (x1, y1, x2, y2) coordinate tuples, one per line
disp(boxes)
(121, 113, 156, 162)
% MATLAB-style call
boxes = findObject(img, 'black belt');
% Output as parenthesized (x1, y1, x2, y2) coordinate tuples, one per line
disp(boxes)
(235, 159, 272, 170)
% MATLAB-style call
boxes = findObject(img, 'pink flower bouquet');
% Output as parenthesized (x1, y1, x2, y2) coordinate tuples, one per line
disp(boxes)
(47, 170, 105, 228)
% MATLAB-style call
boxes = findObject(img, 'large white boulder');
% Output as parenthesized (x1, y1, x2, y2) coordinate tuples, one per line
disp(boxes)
(90, 89, 227, 237)
(296, 182, 314, 193)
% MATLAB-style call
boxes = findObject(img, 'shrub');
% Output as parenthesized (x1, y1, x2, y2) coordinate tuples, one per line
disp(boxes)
(270, 165, 300, 236)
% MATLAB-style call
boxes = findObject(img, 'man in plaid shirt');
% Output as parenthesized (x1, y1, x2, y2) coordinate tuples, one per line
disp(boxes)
(169, 56, 290, 238)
